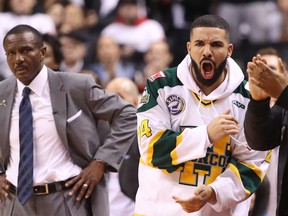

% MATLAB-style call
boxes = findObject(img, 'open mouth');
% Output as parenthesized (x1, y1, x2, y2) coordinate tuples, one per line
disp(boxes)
(201, 61, 214, 79)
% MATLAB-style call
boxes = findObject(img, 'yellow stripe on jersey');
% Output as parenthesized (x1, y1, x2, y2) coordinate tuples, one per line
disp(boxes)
(140, 156, 175, 176)
(139, 156, 144, 164)
(227, 162, 241, 181)
(239, 161, 265, 181)
(170, 133, 183, 165)
(192, 92, 219, 107)
(146, 130, 166, 166)
(228, 158, 267, 197)
(227, 162, 250, 196)
(265, 150, 272, 163)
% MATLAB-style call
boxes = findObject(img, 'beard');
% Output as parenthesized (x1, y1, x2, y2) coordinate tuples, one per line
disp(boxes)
(191, 57, 227, 87)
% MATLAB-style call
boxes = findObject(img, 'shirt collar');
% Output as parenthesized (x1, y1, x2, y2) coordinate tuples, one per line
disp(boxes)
(17, 65, 48, 96)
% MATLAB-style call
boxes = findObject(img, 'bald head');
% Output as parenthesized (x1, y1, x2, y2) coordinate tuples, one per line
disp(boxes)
(106, 77, 139, 107)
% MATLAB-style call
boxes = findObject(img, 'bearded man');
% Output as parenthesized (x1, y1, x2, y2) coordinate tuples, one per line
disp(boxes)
(135, 14, 269, 216)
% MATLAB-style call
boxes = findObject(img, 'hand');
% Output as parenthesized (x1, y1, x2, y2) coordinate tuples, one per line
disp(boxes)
(247, 56, 269, 100)
(0, 173, 10, 202)
(207, 109, 239, 143)
(65, 160, 105, 201)
(256, 56, 288, 99)
(172, 185, 216, 213)
(247, 54, 288, 100)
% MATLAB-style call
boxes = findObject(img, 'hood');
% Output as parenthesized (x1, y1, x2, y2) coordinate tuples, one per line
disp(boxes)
(177, 54, 244, 101)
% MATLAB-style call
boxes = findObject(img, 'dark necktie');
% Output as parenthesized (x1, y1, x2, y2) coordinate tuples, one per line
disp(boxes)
(17, 87, 34, 205)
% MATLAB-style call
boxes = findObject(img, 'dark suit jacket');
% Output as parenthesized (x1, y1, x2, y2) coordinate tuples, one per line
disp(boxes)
(0, 68, 137, 216)
(118, 135, 140, 201)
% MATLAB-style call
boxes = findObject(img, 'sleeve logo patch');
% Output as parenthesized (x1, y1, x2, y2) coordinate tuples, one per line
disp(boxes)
(140, 94, 150, 104)
(139, 87, 150, 104)
(166, 95, 185, 115)
(148, 71, 166, 82)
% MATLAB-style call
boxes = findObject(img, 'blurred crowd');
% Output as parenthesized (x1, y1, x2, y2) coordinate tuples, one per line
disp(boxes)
(1, 0, 288, 93)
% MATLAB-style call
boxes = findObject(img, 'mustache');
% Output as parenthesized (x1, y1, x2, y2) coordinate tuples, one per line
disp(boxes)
(15, 65, 28, 70)
(199, 56, 216, 66)
(190, 56, 227, 87)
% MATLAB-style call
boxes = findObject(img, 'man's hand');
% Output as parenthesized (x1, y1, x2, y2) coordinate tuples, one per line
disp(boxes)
(0, 173, 10, 202)
(247, 56, 269, 100)
(207, 109, 239, 143)
(247, 54, 288, 100)
(65, 160, 105, 201)
(172, 185, 216, 213)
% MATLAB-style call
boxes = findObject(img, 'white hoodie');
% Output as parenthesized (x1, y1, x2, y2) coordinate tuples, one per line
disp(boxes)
(135, 54, 269, 216)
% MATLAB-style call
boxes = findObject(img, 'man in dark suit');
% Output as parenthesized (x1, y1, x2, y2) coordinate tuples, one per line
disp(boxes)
(0, 24, 137, 216)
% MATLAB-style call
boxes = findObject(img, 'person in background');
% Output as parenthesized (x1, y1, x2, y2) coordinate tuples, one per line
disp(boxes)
(105, 77, 140, 216)
(134, 39, 174, 93)
(45, 1, 67, 32)
(245, 48, 288, 216)
(58, 3, 101, 65)
(135, 14, 269, 215)
(59, 30, 89, 73)
(101, 0, 165, 64)
(0, 24, 136, 216)
(85, 35, 136, 87)
(42, 33, 63, 71)
(59, 3, 87, 34)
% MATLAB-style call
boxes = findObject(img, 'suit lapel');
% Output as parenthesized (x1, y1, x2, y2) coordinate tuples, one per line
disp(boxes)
(0, 78, 17, 167)
(48, 70, 69, 149)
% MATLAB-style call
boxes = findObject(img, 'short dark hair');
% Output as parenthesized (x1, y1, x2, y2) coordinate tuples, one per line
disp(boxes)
(3, 24, 44, 48)
(257, 47, 287, 69)
(190, 14, 230, 40)
(257, 47, 279, 56)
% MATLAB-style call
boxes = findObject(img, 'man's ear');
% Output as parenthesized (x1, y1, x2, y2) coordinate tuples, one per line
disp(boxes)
(186, 42, 191, 55)
(227, 44, 233, 57)
(40, 46, 47, 61)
